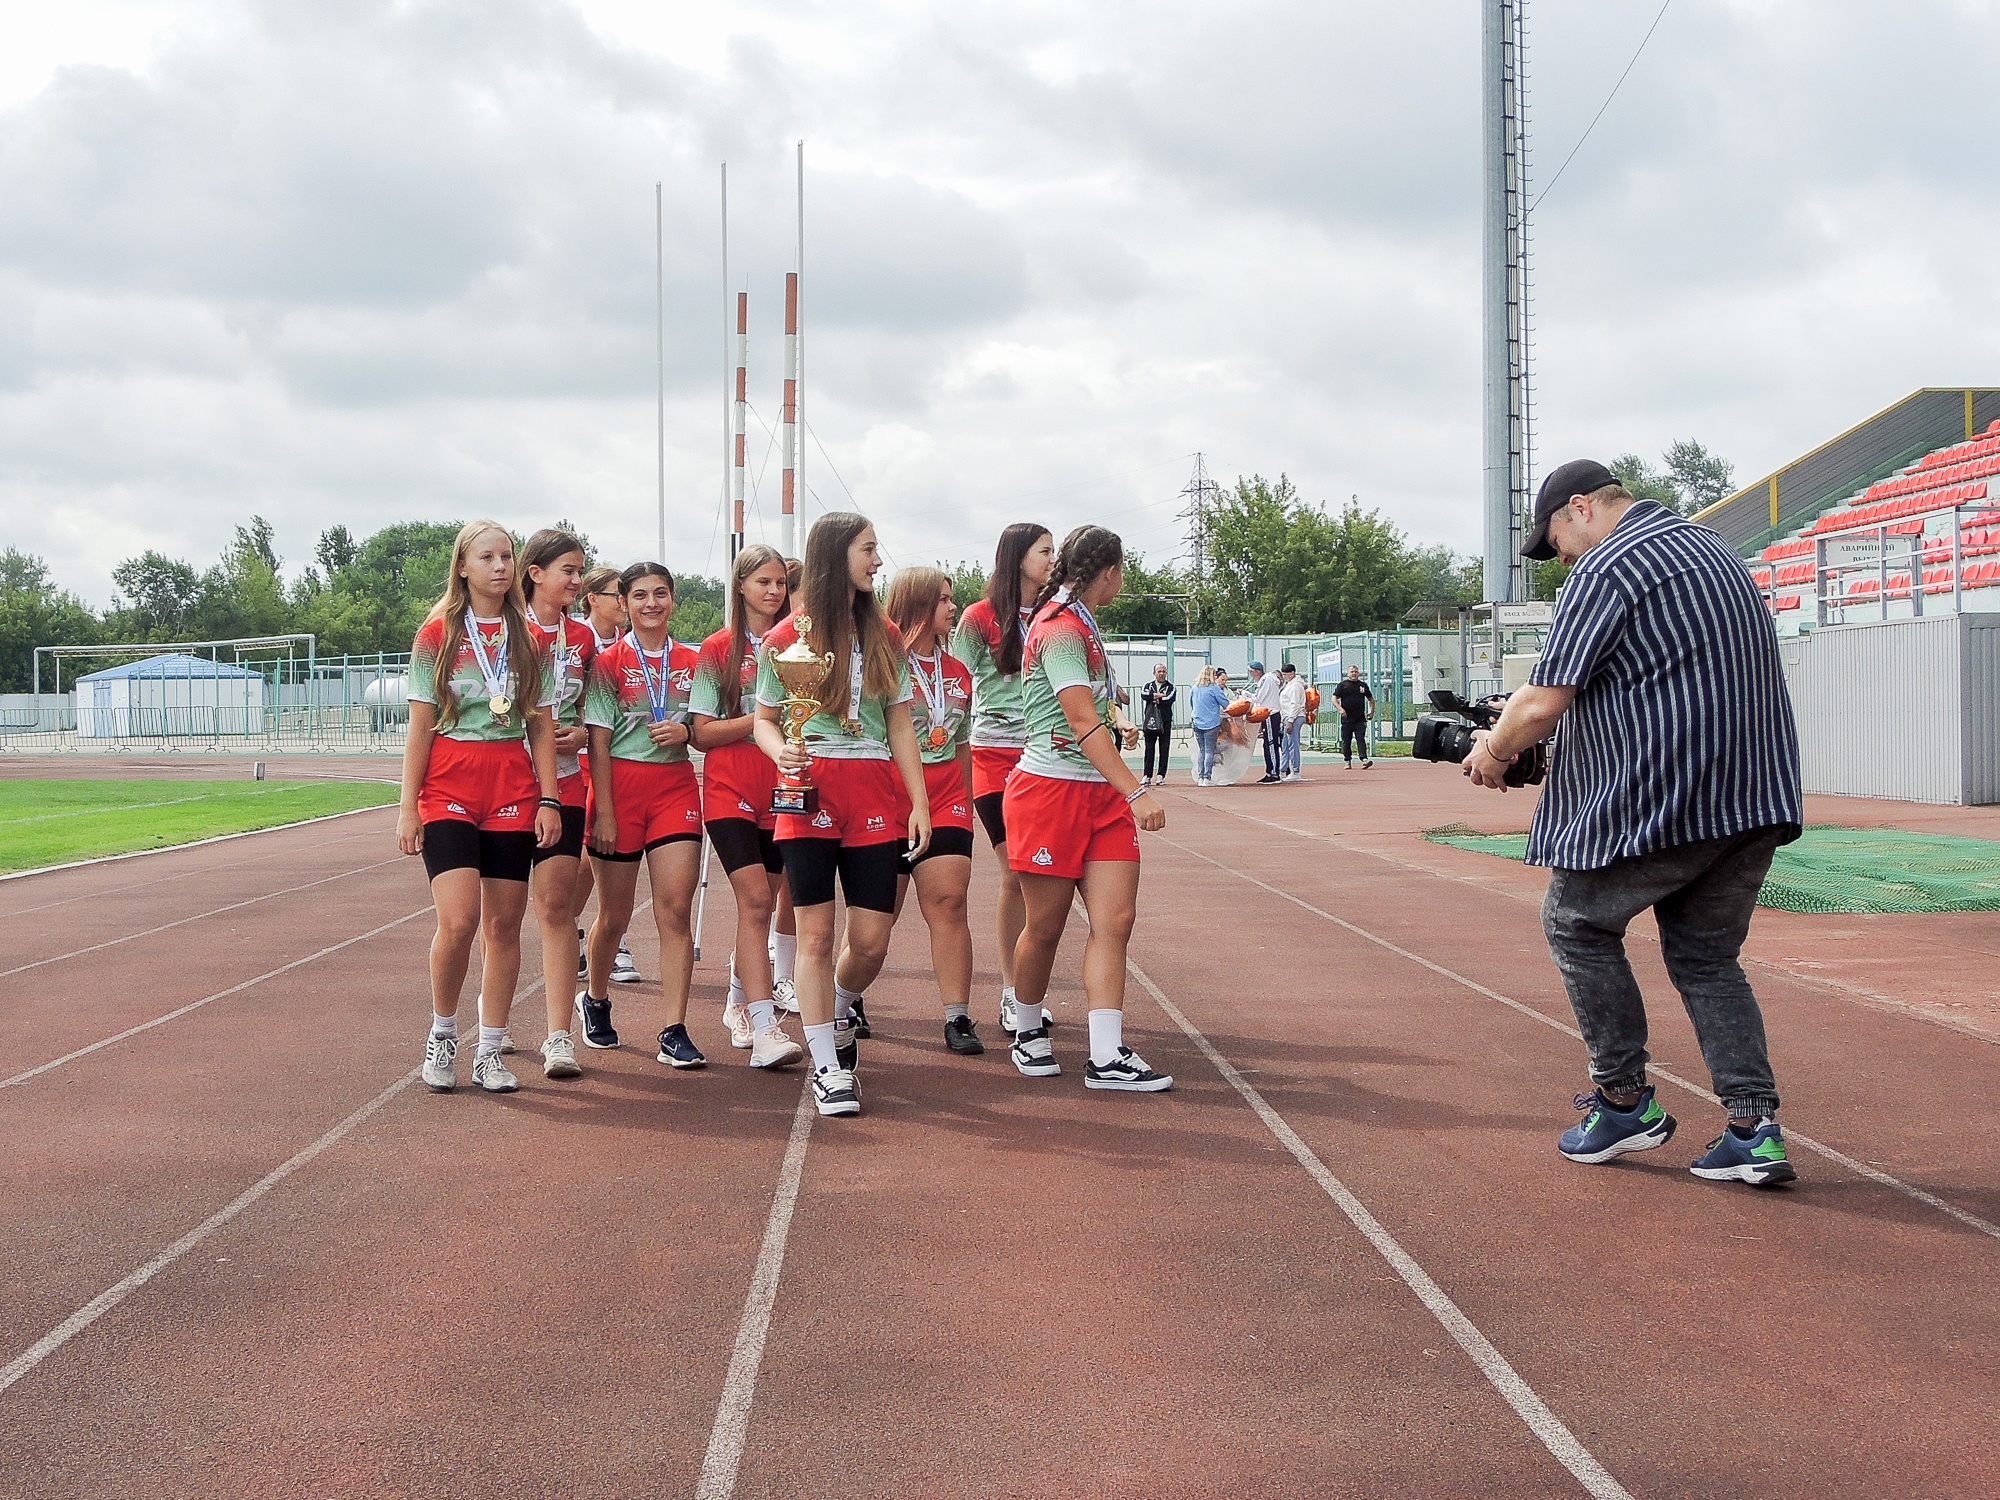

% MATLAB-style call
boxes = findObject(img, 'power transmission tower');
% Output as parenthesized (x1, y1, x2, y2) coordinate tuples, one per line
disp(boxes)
(1178, 452, 1224, 593)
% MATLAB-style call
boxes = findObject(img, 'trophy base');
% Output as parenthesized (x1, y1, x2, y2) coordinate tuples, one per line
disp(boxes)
(771, 783, 819, 818)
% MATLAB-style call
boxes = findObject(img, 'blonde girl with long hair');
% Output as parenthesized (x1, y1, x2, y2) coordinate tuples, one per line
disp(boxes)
(688, 542, 804, 1069)
(396, 521, 563, 1094)
(753, 512, 932, 1118)
(883, 565, 982, 1054)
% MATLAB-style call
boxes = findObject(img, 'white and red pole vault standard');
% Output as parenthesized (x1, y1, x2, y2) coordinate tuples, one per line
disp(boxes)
(780, 270, 798, 559)
(733, 291, 748, 557)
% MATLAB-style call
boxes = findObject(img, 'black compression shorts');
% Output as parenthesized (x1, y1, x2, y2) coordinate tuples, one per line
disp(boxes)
(708, 817, 784, 875)
(898, 824, 975, 876)
(531, 805, 587, 865)
(422, 820, 536, 883)
(974, 792, 1008, 847)
(780, 838, 901, 913)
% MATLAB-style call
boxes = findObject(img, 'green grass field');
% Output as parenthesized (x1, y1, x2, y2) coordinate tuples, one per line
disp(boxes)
(0, 778, 397, 873)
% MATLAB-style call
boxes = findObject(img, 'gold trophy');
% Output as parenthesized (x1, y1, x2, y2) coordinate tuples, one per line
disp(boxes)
(769, 616, 834, 817)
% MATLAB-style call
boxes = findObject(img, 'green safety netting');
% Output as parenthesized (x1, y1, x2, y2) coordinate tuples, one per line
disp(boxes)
(1420, 824, 2000, 915)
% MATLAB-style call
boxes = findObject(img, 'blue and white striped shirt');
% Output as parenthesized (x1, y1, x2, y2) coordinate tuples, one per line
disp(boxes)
(1526, 500, 1802, 870)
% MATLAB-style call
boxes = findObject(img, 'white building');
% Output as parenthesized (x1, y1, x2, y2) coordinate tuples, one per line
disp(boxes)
(75, 654, 268, 739)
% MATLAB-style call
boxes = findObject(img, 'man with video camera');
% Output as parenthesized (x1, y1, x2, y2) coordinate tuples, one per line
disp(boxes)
(1466, 458, 1803, 1188)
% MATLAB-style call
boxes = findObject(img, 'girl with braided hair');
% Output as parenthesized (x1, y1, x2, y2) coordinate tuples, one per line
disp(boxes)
(1001, 525, 1172, 1092)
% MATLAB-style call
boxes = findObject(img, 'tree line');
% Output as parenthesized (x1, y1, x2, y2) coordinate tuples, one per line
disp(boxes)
(1, 440, 1730, 692)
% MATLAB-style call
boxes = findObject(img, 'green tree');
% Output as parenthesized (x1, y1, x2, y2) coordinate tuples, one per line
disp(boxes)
(1610, 454, 1681, 512)
(943, 561, 987, 610)
(316, 525, 358, 576)
(1663, 439, 1735, 515)
(0, 549, 101, 692)
(1097, 551, 1190, 635)
(668, 574, 725, 643)
(547, 518, 597, 562)
(109, 552, 201, 636)
(1197, 476, 1430, 633)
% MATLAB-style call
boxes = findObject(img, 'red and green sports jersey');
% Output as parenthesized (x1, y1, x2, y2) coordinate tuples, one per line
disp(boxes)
(905, 648, 973, 766)
(753, 615, 911, 762)
(526, 612, 597, 778)
(409, 615, 556, 743)
(1020, 605, 1116, 782)
(687, 626, 761, 721)
(950, 598, 1028, 749)
(583, 635, 701, 763)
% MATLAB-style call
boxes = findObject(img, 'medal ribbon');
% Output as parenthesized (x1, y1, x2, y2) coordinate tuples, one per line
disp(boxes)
(462, 610, 510, 705)
(630, 631, 674, 724)
(846, 636, 865, 733)
(911, 648, 949, 746)
(537, 612, 568, 707)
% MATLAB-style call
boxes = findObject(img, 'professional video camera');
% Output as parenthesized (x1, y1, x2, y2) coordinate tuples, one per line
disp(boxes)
(1412, 690, 1548, 788)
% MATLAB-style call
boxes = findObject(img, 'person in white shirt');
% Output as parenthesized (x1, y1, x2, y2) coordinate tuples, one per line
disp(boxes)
(1248, 662, 1284, 784)
(1276, 664, 1308, 781)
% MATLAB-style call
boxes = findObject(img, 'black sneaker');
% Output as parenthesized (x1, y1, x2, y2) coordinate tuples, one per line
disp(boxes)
(575, 991, 618, 1049)
(655, 1023, 707, 1069)
(1256, 773, 1279, 784)
(850, 995, 872, 1039)
(812, 1065, 861, 1117)
(943, 1015, 985, 1055)
(834, 1017, 859, 1072)
(1084, 1046, 1173, 1092)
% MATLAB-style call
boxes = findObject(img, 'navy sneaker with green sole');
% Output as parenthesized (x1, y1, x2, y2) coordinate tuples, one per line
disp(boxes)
(1690, 1119, 1797, 1187)
(1558, 1085, 1677, 1164)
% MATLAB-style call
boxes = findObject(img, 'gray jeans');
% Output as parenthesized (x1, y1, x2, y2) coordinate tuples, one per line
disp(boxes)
(1541, 827, 1786, 1120)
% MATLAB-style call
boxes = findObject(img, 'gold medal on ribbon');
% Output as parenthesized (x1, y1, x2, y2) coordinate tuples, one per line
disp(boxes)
(490, 695, 512, 719)
(928, 725, 948, 750)
(841, 718, 864, 737)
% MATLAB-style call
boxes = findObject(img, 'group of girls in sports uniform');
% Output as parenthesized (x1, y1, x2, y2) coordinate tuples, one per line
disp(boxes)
(398, 511, 1172, 1114)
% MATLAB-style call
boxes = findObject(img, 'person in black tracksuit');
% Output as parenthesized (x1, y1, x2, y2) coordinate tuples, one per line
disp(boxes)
(1139, 664, 1176, 785)
(1333, 666, 1374, 768)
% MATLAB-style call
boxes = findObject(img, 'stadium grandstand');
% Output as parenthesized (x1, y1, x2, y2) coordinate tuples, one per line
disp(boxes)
(1690, 387, 2000, 632)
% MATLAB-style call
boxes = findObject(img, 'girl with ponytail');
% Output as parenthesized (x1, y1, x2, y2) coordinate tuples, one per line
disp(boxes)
(396, 521, 564, 1096)
(1002, 525, 1172, 1093)
(950, 522, 1057, 1037)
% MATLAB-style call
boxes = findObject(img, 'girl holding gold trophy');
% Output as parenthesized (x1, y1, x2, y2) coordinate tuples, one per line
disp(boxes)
(396, 521, 563, 1095)
(754, 513, 933, 1118)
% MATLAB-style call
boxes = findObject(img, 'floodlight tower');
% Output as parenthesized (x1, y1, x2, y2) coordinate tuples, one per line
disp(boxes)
(1482, 0, 1534, 603)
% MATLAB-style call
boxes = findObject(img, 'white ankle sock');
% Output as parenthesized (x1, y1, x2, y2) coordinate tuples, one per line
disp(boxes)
(804, 1021, 839, 1071)
(772, 932, 797, 983)
(1087, 1008, 1123, 1066)
(430, 1012, 457, 1039)
(833, 983, 861, 1020)
(944, 1003, 970, 1022)
(749, 999, 777, 1031)
(727, 963, 746, 1008)
(478, 1023, 506, 1059)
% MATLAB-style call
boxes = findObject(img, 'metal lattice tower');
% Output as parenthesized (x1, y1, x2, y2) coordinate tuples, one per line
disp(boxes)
(1178, 452, 1224, 592)
(1482, 0, 1534, 603)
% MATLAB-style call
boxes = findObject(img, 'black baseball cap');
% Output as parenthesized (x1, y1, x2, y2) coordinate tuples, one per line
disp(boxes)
(1279, 662, 1296, 674)
(1523, 458, 1618, 561)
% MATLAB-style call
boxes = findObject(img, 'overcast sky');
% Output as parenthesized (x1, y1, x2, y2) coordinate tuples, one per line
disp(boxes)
(5, 0, 1998, 605)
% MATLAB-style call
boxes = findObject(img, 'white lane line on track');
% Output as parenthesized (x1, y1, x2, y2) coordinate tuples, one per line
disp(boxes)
(0, 826, 381, 921)
(696, 1080, 816, 1500)
(0, 909, 431, 1092)
(0, 857, 404, 980)
(0, 802, 396, 886)
(1124, 954, 1635, 1500)
(1158, 833, 2000, 1243)
(0, 1068, 418, 1399)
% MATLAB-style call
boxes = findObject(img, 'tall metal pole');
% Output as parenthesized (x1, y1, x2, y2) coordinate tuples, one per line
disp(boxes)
(656, 181, 666, 565)
(795, 140, 805, 540)
(780, 273, 798, 557)
(733, 291, 748, 557)
(1481, 2, 1512, 604)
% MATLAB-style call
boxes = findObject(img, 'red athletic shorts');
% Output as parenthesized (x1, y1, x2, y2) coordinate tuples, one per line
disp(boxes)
(775, 756, 909, 846)
(1003, 772, 1140, 878)
(924, 758, 975, 833)
(418, 736, 538, 832)
(555, 767, 588, 809)
(971, 745, 1023, 801)
(700, 740, 779, 831)
(592, 758, 702, 857)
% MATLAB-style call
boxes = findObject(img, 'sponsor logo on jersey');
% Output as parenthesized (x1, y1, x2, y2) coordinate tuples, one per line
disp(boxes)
(736, 799, 754, 814)
(865, 814, 885, 832)
(812, 810, 834, 829)
(1032, 847, 1053, 866)
(496, 804, 519, 819)
(950, 802, 968, 817)
(446, 802, 468, 815)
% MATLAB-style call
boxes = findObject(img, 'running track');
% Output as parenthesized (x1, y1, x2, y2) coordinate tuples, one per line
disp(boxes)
(1, 767, 1996, 1497)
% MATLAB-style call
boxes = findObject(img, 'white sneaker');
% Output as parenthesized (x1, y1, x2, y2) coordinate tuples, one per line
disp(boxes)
(750, 1023, 804, 1069)
(773, 977, 799, 1014)
(724, 1000, 757, 1049)
(422, 1033, 458, 1092)
(610, 944, 641, 984)
(541, 1030, 581, 1079)
(812, 1065, 861, 1116)
(472, 1050, 519, 1093)
(1010, 1026, 1061, 1078)
(999, 994, 1054, 1036)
